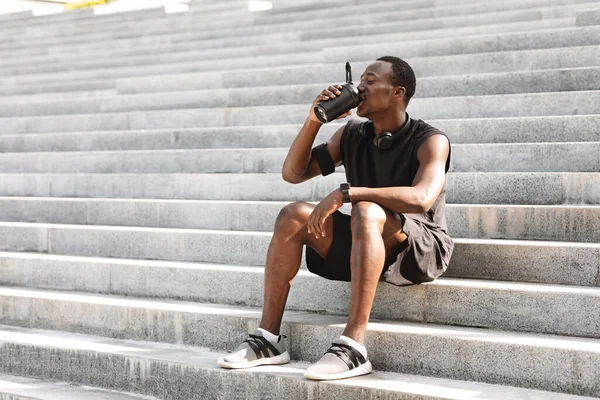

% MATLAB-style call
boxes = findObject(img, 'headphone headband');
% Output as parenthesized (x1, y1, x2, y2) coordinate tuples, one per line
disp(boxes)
(359, 113, 412, 150)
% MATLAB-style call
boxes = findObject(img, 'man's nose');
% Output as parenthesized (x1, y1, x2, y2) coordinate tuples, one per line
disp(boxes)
(357, 84, 366, 92)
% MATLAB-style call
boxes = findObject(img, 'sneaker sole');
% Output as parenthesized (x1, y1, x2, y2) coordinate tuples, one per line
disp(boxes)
(303, 361, 373, 381)
(217, 351, 291, 369)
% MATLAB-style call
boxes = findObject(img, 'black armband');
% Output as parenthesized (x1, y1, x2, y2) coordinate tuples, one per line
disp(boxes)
(311, 143, 335, 176)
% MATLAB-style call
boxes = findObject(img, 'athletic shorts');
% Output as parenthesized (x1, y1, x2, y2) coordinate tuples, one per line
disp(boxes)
(304, 210, 453, 286)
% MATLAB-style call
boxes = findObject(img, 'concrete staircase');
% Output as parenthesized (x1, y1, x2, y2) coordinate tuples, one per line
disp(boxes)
(1, 0, 600, 398)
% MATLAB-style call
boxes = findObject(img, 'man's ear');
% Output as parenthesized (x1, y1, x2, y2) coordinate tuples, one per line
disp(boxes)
(394, 86, 406, 98)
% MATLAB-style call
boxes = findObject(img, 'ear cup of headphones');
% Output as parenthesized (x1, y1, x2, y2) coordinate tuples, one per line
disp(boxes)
(373, 132, 393, 150)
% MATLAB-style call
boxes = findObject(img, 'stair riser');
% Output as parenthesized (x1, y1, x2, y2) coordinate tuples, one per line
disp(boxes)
(0, 267, 599, 337)
(2, 92, 600, 134)
(0, 116, 598, 153)
(0, 324, 598, 396)
(1, 4, 587, 64)
(5, 44, 598, 89)
(0, 199, 598, 242)
(0, 225, 597, 285)
(0, 143, 598, 173)
(326, 26, 600, 63)
(0, 173, 597, 205)
(4, 68, 600, 117)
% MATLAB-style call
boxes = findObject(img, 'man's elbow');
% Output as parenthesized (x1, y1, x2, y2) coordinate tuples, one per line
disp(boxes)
(282, 170, 302, 184)
(415, 192, 435, 213)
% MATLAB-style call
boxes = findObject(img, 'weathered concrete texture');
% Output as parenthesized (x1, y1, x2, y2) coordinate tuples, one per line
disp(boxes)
(576, 7, 600, 25)
(2, 91, 600, 135)
(0, 115, 598, 154)
(6, 42, 600, 91)
(114, 53, 600, 94)
(0, 224, 598, 286)
(0, 198, 598, 243)
(325, 25, 600, 63)
(0, 0, 581, 52)
(0, 4, 584, 64)
(447, 205, 600, 243)
(2, 269, 600, 338)
(0, 142, 598, 173)
(4, 68, 600, 117)
(0, 373, 161, 399)
(0, 325, 598, 397)
(0, 18, 574, 78)
(0, 172, 598, 205)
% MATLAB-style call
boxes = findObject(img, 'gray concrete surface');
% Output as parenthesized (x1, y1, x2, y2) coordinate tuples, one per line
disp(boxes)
(0, 115, 598, 153)
(0, 325, 598, 397)
(1, 3, 592, 65)
(0, 373, 160, 400)
(0, 142, 598, 173)
(3, 43, 599, 90)
(0, 198, 597, 243)
(2, 91, 600, 134)
(576, 7, 600, 24)
(0, 223, 598, 284)
(0, 172, 598, 204)
(1, 270, 600, 338)
(3, 67, 600, 117)
(0, 19, 574, 76)
(1, 0, 600, 397)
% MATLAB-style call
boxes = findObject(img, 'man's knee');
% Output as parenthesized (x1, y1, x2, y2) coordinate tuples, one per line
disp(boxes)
(350, 201, 386, 233)
(274, 201, 313, 232)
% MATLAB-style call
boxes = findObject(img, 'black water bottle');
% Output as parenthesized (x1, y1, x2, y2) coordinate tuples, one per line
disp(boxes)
(313, 62, 360, 124)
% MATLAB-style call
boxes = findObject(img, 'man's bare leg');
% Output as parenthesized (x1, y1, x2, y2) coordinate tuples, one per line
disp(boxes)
(343, 201, 407, 344)
(259, 201, 334, 334)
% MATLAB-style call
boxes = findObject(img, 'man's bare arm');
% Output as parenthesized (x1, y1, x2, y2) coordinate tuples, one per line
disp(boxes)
(282, 84, 349, 184)
(348, 134, 450, 213)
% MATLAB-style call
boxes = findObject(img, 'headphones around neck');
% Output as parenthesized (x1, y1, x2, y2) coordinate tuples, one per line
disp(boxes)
(359, 113, 412, 150)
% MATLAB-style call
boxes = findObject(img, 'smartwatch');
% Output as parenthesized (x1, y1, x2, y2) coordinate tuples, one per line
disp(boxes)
(340, 183, 351, 203)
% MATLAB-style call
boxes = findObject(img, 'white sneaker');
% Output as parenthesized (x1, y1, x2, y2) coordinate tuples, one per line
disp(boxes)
(217, 329, 290, 369)
(304, 337, 372, 380)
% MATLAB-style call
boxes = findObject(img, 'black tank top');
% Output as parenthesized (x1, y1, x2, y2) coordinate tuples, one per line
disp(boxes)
(340, 117, 452, 235)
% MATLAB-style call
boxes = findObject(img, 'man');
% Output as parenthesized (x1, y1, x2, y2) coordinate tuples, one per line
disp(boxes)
(217, 56, 453, 381)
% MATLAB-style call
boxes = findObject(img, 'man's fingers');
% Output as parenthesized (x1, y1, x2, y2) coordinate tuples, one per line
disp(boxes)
(328, 85, 342, 94)
(335, 110, 352, 120)
(318, 217, 327, 237)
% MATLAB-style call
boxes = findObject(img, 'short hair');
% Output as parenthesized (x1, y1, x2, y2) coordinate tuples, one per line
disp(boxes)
(376, 56, 416, 105)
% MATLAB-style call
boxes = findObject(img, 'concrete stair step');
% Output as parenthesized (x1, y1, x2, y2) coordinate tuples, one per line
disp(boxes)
(0, 247, 596, 298)
(1, 264, 600, 337)
(0, 19, 574, 77)
(326, 25, 600, 63)
(2, 3, 592, 65)
(255, 0, 597, 26)
(1, 80, 116, 98)
(0, 197, 597, 243)
(0, 142, 598, 173)
(0, 322, 598, 396)
(578, 7, 600, 24)
(0, 223, 598, 281)
(0, 116, 597, 153)
(2, 92, 600, 134)
(115, 50, 600, 94)
(0, 172, 597, 205)
(0, 90, 118, 105)
(0, 31, 304, 70)
(0, 327, 596, 400)
(6, 43, 600, 90)
(7, 33, 600, 90)
(0, 373, 160, 400)
(4, 67, 600, 115)
(0, 0, 578, 47)
(0, 3, 241, 39)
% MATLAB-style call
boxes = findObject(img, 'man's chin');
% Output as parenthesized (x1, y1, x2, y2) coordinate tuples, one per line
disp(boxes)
(356, 107, 367, 118)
